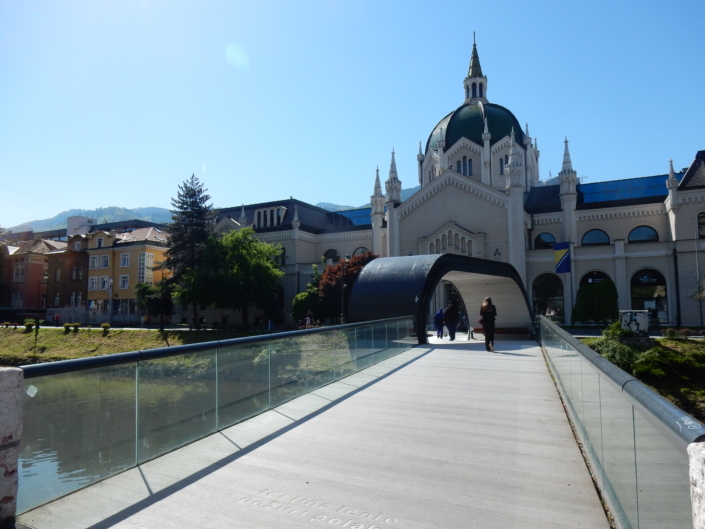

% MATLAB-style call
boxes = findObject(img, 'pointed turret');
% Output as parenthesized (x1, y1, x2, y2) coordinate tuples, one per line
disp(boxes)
(371, 166, 385, 215)
(504, 128, 523, 189)
(292, 205, 301, 230)
(417, 141, 424, 185)
(667, 159, 679, 191)
(239, 204, 247, 226)
(561, 137, 573, 172)
(385, 149, 402, 205)
(463, 34, 488, 103)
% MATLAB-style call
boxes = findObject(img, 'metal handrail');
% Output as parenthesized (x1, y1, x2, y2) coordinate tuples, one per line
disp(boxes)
(21, 316, 416, 379)
(538, 316, 705, 450)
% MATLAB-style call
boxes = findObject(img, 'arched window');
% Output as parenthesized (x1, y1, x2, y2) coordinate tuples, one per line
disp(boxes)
(462, 156, 467, 175)
(352, 247, 369, 256)
(499, 158, 504, 175)
(323, 249, 340, 265)
(581, 229, 610, 246)
(699, 213, 705, 239)
(580, 271, 610, 287)
(465, 86, 469, 100)
(479, 83, 483, 98)
(256, 211, 261, 228)
(628, 226, 659, 244)
(429, 242, 435, 254)
(456, 161, 461, 173)
(472, 83, 477, 98)
(279, 247, 286, 266)
(533, 274, 564, 323)
(468, 158, 473, 176)
(631, 269, 668, 323)
(534, 233, 556, 250)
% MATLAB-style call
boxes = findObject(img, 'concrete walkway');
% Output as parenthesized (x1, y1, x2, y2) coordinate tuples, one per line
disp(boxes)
(18, 337, 608, 529)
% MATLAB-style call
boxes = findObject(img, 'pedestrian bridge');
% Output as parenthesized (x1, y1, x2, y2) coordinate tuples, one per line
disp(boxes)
(11, 317, 704, 529)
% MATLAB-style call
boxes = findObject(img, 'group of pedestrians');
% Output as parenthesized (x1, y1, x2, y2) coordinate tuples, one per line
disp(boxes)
(433, 296, 497, 352)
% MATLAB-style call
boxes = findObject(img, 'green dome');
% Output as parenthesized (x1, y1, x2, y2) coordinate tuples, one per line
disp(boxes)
(426, 102, 525, 153)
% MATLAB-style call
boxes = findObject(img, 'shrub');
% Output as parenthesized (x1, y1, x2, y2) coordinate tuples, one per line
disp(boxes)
(101, 322, 110, 331)
(63, 323, 72, 332)
(72, 323, 80, 331)
(602, 321, 634, 340)
(3, 322, 9, 328)
(662, 327, 678, 339)
(86, 324, 92, 329)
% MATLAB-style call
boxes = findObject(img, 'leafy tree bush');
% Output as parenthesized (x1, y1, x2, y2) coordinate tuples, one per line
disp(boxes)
(318, 251, 379, 322)
(291, 264, 322, 324)
(572, 278, 619, 325)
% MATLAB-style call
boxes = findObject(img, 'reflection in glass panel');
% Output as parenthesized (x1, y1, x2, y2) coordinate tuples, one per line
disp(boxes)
(579, 271, 610, 287)
(336, 328, 357, 379)
(270, 335, 308, 407)
(18, 364, 137, 513)
(218, 342, 270, 429)
(532, 273, 564, 324)
(534, 232, 556, 250)
(630, 269, 668, 324)
(306, 331, 340, 392)
(581, 229, 610, 246)
(628, 226, 658, 244)
(355, 325, 376, 370)
(138, 350, 217, 463)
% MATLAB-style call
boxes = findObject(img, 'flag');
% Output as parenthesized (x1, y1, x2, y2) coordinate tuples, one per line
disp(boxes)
(554, 242, 571, 273)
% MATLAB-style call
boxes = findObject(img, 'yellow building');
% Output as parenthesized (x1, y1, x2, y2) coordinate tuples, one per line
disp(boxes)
(85, 227, 170, 325)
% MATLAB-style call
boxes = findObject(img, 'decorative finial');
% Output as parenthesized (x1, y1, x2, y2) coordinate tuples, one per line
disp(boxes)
(473, 31, 475, 46)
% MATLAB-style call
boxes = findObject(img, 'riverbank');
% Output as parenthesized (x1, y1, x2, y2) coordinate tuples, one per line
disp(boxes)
(0, 327, 260, 366)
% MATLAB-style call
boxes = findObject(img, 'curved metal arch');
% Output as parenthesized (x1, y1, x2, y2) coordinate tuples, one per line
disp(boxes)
(347, 254, 533, 344)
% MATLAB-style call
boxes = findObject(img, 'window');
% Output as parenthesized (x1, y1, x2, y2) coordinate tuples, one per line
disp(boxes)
(79, 266, 83, 279)
(55, 268, 60, 281)
(70, 292, 75, 307)
(101, 254, 109, 268)
(532, 274, 564, 323)
(628, 226, 659, 244)
(42, 294, 46, 309)
(471, 83, 477, 98)
(97, 237, 104, 248)
(352, 247, 369, 256)
(13, 264, 25, 283)
(71, 266, 77, 280)
(700, 213, 705, 239)
(76, 292, 82, 307)
(54, 293, 60, 307)
(456, 161, 461, 173)
(499, 158, 504, 175)
(99, 276, 109, 290)
(468, 159, 473, 176)
(12, 293, 23, 308)
(121, 253, 130, 267)
(138, 253, 154, 284)
(74, 241, 82, 251)
(88, 277, 97, 291)
(119, 275, 129, 289)
(534, 233, 556, 250)
(323, 249, 340, 265)
(631, 269, 668, 324)
(90, 256, 98, 269)
(581, 229, 610, 246)
(462, 156, 467, 176)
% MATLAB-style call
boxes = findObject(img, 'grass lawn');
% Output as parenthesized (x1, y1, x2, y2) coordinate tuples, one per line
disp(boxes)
(0, 327, 260, 367)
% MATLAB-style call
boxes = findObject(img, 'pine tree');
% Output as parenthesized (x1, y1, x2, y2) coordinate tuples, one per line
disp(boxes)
(164, 174, 216, 329)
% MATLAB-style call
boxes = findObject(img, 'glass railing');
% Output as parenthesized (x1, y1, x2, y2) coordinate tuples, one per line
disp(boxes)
(17, 316, 417, 514)
(538, 316, 704, 529)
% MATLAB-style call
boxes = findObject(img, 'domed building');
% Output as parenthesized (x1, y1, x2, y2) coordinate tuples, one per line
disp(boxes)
(205, 41, 704, 329)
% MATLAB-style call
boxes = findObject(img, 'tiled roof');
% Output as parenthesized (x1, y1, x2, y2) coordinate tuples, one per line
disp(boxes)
(678, 151, 705, 189)
(8, 239, 67, 255)
(115, 226, 170, 245)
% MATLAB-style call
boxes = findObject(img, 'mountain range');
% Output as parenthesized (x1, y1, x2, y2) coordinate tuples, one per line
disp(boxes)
(8, 186, 422, 232)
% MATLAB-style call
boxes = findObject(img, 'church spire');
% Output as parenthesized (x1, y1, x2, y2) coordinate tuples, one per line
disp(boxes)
(372, 166, 385, 215)
(463, 34, 488, 103)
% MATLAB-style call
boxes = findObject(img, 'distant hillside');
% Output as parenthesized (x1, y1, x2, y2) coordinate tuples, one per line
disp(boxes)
(10, 207, 172, 232)
(336, 185, 421, 210)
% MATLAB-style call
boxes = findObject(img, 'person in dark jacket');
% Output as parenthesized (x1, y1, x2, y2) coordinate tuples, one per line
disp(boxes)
(444, 300, 460, 341)
(433, 308, 444, 339)
(480, 296, 497, 352)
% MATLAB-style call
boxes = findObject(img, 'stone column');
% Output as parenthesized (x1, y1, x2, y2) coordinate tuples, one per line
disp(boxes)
(689, 442, 705, 529)
(0, 367, 23, 525)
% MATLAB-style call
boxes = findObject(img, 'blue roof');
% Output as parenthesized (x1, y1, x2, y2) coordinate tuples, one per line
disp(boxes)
(578, 175, 671, 204)
(334, 208, 372, 226)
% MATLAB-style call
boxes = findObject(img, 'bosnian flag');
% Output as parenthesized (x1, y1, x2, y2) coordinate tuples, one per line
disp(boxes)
(554, 242, 571, 273)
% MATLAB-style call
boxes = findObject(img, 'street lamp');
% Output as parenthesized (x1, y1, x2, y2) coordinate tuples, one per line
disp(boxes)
(340, 254, 351, 324)
(34, 270, 48, 355)
(159, 269, 171, 333)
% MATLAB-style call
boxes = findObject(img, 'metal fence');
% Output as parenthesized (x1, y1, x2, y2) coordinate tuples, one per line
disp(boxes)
(17, 316, 417, 514)
(538, 316, 704, 529)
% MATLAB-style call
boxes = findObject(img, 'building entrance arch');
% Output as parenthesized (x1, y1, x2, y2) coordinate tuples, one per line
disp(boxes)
(347, 255, 532, 344)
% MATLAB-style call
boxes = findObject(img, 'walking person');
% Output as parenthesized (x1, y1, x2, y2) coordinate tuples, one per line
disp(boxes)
(433, 308, 444, 339)
(480, 297, 497, 352)
(444, 300, 459, 341)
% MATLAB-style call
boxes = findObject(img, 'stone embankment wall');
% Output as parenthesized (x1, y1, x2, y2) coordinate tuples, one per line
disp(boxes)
(0, 367, 23, 524)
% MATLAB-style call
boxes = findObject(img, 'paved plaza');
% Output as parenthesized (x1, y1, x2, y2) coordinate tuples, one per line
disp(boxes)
(19, 337, 608, 529)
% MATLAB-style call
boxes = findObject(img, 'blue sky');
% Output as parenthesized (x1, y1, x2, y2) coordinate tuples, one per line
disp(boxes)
(1, 0, 703, 228)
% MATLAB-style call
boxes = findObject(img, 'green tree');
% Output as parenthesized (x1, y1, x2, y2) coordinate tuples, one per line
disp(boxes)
(318, 251, 378, 322)
(572, 278, 619, 325)
(163, 175, 216, 329)
(134, 278, 174, 332)
(291, 263, 323, 324)
(194, 228, 284, 328)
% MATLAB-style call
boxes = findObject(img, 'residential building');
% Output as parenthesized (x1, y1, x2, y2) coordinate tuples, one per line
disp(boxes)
(45, 234, 89, 324)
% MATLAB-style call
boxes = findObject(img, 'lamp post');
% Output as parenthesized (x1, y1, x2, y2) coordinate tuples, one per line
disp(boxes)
(159, 270, 171, 333)
(34, 270, 48, 355)
(340, 254, 351, 324)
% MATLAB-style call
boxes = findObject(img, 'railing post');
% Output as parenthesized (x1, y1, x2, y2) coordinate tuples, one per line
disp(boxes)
(690, 442, 705, 529)
(0, 367, 23, 525)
